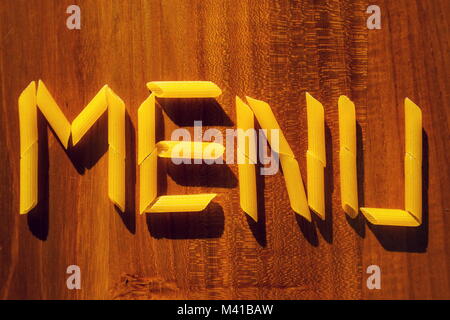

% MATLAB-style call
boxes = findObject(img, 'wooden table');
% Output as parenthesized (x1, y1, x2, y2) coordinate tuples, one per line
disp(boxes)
(0, 0, 448, 299)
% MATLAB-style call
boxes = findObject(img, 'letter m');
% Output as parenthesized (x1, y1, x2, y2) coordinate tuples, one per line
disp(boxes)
(18, 80, 126, 214)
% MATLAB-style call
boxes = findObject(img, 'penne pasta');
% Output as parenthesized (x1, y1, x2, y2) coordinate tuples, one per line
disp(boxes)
(245, 96, 310, 221)
(361, 98, 422, 226)
(19, 142, 38, 215)
(147, 81, 222, 98)
(139, 81, 224, 214)
(137, 94, 156, 164)
(139, 150, 158, 214)
(146, 194, 217, 213)
(36, 80, 72, 148)
(306, 93, 326, 219)
(155, 141, 224, 160)
(236, 97, 258, 221)
(71, 86, 108, 145)
(338, 95, 358, 218)
(19, 81, 127, 213)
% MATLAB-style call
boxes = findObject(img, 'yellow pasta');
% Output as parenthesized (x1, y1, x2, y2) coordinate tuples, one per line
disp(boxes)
(106, 88, 126, 211)
(147, 81, 222, 98)
(404, 98, 422, 223)
(19, 81, 38, 156)
(155, 141, 225, 160)
(108, 148, 125, 211)
(107, 87, 126, 156)
(404, 153, 421, 224)
(146, 194, 217, 213)
(245, 96, 294, 157)
(137, 94, 155, 165)
(338, 95, 358, 218)
(245, 96, 310, 220)
(306, 93, 326, 165)
(18, 81, 38, 214)
(36, 80, 72, 148)
(236, 97, 258, 221)
(139, 150, 158, 214)
(405, 98, 422, 161)
(20, 141, 38, 214)
(279, 154, 311, 221)
(306, 93, 326, 219)
(19, 77, 425, 232)
(339, 148, 358, 218)
(71, 86, 108, 146)
(306, 151, 325, 219)
(237, 162, 258, 221)
(236, 97, 254, 133)
(360, 208, 420, 227)
(236, 97, 257, 163)
(338, 96, 356, 153)
(139, 81, 224, 214)
(19, 81, 127, 213)
(361, 98, 422, 226)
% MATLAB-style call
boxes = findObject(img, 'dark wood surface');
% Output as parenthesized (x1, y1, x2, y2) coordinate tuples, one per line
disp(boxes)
(0, 0, 448, 299)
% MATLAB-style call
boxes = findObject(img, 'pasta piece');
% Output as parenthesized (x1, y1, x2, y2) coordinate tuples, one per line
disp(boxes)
(405, 98, 422, 160)
(19, 81, 38, 156)
(306, 93, 326, 165)
(155, 141, 224, 160)
(36, 80, 72, 148)
(146, 194, 217, 212)
(306, 93, 326, 219)
(245, 96, 310, 220)
(107, 87, 126, 156)
(405, 153, 421, 223)
(245, 96, 294, 157)
(280, 154, 311, 221)
(19, 141, 38, 214)
(238, 162, 258, 221)
(147, 81, 222, 98)
(360, 208, 420, 227)
(338, 95, 358, 217)
(106, 88, 126, 211)
(139, 150, 158, 214)
(137, 94, 156, 164)
(306, 151, 325, 219)
(236, 97, 258, 221)
(139, 82, 225, 214)
(108, 148, 125, 211)
(236, 96, 257, 163)
(361, 98, 422, 226)
(404, 98, 422, 223)
(339, 148, 358, 218)
(71, 86, 109, 146)
(338, 96, 356, 152)
(19, 81, 127, 213)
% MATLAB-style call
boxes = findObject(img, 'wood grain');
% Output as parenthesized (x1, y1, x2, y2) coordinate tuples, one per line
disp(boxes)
(0, 0, 448, 299)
